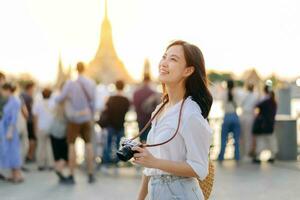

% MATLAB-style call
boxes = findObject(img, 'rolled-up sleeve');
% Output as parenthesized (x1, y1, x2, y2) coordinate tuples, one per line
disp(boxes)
(182, 114, 212, 180)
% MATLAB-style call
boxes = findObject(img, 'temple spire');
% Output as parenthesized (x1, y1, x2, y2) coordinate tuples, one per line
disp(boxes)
(87, 0, 132, 84)
(144, 58, 151, 78)
(105, 0, 108, 19)
(55, 53, 66, 88)
(57, 53, 63, 79)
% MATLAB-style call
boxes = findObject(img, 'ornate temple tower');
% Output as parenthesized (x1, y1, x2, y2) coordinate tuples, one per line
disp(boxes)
(55, 54, 67, 88)
(143, 58, 151, 78)
(87, 0, 132, 84)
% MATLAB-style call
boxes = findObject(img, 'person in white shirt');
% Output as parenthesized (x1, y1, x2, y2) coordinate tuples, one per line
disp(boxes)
(33, 88, 54, 170)
(239, 84, 258, 159)
(133, 40, 213, 200)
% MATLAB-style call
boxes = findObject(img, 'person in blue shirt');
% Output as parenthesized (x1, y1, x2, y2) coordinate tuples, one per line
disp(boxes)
(0, 71, 7, 180)
(0, 82, 23, 183)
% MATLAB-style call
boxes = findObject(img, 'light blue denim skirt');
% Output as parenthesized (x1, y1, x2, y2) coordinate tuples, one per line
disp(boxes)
(148, 175, 204, 200)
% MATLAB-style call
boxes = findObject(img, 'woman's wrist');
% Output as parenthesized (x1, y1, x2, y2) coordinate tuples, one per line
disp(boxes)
(152, 158, 162, 169)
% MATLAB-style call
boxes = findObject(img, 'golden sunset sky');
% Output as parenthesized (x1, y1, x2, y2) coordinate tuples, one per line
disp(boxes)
(0, 0, 299, 84)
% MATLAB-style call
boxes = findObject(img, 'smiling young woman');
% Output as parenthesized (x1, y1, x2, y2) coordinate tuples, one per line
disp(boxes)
(133, 40, 213, 200)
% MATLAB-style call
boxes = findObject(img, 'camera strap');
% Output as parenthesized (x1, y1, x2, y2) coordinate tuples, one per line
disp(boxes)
(130, 96, 187, 147)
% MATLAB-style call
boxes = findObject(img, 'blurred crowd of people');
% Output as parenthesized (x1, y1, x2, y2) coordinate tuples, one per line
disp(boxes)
(0, 62, 160, 185)
(0, 65, 279, 186)
(218, 79, 278, 163)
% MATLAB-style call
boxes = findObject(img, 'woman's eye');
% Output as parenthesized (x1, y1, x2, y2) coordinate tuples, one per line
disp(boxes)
(171, 58, 177, 61)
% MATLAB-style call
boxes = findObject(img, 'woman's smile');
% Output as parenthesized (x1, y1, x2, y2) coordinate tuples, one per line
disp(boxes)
(159, 68, 169, 75)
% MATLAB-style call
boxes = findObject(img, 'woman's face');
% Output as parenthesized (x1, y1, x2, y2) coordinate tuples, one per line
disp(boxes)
(158, 45, 194, 85)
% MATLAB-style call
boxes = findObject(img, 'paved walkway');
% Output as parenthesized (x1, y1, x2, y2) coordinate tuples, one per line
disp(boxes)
(0, 160, 300, 200)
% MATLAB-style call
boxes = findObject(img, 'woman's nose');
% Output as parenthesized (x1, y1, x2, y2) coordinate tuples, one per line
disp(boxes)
(160, 59, 168, 68)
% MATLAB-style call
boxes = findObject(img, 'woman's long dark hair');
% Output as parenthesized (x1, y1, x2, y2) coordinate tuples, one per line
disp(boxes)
(227, 79, 234, 102)
(164, 40, 213, 119)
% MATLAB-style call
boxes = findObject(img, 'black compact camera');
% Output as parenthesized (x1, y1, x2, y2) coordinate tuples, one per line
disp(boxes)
(116, 138, 140, 161)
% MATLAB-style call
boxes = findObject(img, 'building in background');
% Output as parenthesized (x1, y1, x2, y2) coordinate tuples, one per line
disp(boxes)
(55, 54, 71, 89)
(143, 58, 151, 79)
(242, 68, 262, 87)
(87, 0, 132, 84)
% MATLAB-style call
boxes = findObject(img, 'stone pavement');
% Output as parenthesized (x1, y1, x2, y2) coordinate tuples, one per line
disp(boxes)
(0, 161, 300, 200)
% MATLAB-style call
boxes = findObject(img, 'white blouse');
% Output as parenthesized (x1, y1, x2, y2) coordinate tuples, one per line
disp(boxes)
(143, 97, 213, 180)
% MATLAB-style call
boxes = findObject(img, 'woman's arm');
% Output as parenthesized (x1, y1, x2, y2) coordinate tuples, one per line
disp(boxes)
(154, 159, 197, 177)
(137, 175, 149, 200)
(32, 103, 39, 137)
(132, 147, 197, 178)
(6, 125, 14, 140)
(55, 81, 70, 103)
(21, 104, 29, 119)
(75, 108, 90, 117)
(33, 115, 38, 137)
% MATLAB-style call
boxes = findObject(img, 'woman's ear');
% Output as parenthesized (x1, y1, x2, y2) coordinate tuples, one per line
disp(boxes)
(183, 66, 195, 77)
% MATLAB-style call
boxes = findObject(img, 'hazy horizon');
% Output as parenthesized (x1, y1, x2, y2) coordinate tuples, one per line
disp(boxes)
(1, 0, 300, 84)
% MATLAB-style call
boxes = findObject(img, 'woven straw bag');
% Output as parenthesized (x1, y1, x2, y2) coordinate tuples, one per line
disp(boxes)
(198, 161, 215, 200)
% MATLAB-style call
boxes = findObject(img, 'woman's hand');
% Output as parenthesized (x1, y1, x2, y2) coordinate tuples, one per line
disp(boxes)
(6, 130, 13, 140)
(132, 146, 159, 168)
(76, 108, 90, 117)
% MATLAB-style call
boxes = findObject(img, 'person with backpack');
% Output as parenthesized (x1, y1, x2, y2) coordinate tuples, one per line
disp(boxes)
(55, 62, 96, 184)
(133, 74, 159, 143)
(100, 80, 130, 171)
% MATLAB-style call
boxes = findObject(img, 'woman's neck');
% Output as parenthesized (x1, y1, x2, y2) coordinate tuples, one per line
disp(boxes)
(116, 90, 123, 96)
(165, 83, 186, 106)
